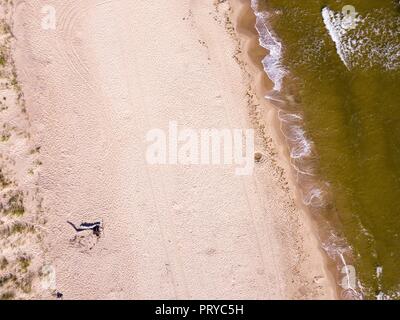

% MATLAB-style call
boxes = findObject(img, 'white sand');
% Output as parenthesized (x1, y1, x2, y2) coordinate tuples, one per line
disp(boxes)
(13, 0, 335, 299)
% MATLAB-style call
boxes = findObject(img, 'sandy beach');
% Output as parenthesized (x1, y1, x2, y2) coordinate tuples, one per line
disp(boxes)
(8, 0, 336, 299)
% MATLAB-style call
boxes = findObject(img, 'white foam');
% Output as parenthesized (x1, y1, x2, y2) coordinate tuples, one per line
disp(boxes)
(278, 110, 302, 123)
(286, 125, 313, 159)
(302, 187, 324, 207)
(251, 0, 286, 91)
(322, 7, 400, 71)
(322, 7, 351, 70)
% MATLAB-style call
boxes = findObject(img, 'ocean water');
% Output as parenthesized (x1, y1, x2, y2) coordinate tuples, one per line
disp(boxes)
(251, 0, 400, 299)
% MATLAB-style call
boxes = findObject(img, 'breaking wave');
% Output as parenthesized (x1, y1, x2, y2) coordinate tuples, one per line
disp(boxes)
(322, 6, 400, 71)
(251, 0, 286, 91)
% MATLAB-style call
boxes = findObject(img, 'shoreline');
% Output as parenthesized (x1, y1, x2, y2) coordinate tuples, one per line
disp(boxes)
(10, 0, 336, 299)
(226, 0, 339, 298)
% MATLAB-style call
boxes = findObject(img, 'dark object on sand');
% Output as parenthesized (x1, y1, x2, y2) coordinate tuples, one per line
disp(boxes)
(56, 291, 63, 299)
(92, 224, 101, 237)
(67, 221, 102, 236)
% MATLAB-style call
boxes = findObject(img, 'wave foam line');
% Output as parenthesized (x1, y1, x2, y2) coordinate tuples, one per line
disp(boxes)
(251, 0, 286, 91)
(322, 7, 351, 70)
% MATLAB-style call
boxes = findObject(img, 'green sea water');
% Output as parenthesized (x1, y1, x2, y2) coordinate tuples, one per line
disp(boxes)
(254, 0, 400, 298)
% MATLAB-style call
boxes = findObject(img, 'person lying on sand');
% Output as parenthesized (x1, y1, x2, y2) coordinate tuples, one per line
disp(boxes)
(67, 221, 102, 237)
